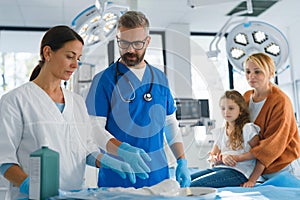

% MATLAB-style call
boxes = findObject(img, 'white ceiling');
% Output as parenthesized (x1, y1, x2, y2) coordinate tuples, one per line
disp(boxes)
(0, 0, 299, 33)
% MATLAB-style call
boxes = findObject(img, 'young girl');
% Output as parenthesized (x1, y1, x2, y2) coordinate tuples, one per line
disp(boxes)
(190, 90, 260, 188)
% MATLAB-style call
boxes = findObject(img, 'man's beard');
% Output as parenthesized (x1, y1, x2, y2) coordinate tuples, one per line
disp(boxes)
(121, 51, 146, 67)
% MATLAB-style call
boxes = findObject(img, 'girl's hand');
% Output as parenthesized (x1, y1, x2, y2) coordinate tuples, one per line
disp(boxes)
(241, 180, 256, 187)
(208, 153, 223, 167)
(214, 153, 223, 165)
(207, 152, 220, 167)
(222, 154, 237, 166)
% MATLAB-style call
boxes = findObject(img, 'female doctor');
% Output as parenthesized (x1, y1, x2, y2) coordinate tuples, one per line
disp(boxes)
(0, 25, 135, 199)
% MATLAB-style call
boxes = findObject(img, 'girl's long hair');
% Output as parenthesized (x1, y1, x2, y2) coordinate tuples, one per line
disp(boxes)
(220, 90, 250, 150)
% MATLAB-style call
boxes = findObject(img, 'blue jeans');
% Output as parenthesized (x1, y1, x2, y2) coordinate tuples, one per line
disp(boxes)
(190, 167, 247, 188)
(262, 160, 299, 180)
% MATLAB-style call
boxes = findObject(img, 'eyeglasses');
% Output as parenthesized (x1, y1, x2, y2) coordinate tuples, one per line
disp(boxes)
(117, 36, 148, 50)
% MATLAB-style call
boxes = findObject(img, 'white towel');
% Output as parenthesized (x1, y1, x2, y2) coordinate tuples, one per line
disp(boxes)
(107, 179, 180, 196)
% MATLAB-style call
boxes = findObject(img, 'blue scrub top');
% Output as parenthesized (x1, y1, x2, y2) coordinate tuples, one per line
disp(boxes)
(86, 62, 176, 188)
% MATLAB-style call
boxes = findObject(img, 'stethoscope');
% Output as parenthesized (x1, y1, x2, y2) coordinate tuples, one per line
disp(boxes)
(115, 57, 154, 103)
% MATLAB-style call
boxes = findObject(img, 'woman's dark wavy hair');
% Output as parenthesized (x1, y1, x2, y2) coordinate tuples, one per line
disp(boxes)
(220, 90, 251, 150)
(29, 25, 84, 81)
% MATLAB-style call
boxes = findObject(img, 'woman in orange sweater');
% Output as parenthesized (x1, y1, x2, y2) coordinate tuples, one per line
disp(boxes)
(227, 53, 300, 187)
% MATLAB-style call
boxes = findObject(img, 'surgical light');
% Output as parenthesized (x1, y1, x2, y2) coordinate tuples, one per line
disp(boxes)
(206, 0, 289, 74)
(206, 0, 253, 58)
(226, 21, 289, 73)
(72, 0, 128, 47)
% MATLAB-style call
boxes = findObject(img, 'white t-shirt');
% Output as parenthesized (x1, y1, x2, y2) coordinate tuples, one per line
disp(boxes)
(211, 123, 260, 178)
(129, 66, 146, 81)
(248, 95, 266, 122)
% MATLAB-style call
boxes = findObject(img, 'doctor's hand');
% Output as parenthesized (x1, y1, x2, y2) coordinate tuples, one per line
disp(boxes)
(19, 176, 29, 195)
(100, 153, 136, 184)
(175, 158, 191, 188)
(117, 142, 151, 180)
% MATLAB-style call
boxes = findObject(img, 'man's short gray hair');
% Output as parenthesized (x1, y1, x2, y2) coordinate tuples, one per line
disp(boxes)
(117, 11, 150, 34)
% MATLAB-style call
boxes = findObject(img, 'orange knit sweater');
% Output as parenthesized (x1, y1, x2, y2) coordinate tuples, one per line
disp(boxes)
(244, 85, 300, 174)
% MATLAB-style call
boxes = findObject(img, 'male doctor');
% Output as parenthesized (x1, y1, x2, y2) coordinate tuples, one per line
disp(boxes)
(86, 10, 191, 188)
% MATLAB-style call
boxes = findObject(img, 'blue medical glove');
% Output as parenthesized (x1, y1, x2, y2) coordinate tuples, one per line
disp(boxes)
(100, 153, 136, 184)
(19, 176, 29, 195)
(86, 152, 99, 167)
(175, 158, 191, 188)
(0, 163, 13, 175)
(117, 142, 151, 180)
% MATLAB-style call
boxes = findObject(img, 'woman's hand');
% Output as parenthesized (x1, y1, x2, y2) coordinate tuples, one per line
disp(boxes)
(231, 155, 240, 162)
(222, 154, 237, 166)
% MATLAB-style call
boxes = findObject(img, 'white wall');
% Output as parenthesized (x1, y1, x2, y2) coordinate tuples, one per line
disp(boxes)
(288, 22, 300, 80)
(163, 24, 225, 168)
(165, 23, 193, 98)
(276, 20, 300, 120)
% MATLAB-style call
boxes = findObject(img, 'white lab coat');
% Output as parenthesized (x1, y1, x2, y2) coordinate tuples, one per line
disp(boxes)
(0, 82, 99, 199)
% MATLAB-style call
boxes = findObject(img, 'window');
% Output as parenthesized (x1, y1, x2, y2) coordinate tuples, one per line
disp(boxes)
(0, 52, 39, 97)
(145, 32, 165, 73)
(232, 70, 251, 95)
(0, 30, 43, 98)
(190, 35, 228, 97)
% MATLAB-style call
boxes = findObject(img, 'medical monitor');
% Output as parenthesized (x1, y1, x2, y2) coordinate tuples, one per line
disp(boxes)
(175, 98, 210, 120)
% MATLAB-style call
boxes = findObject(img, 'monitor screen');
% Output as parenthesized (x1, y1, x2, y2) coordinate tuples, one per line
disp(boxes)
(175, 98, 209, 120)
(199, 99, 209, 118)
